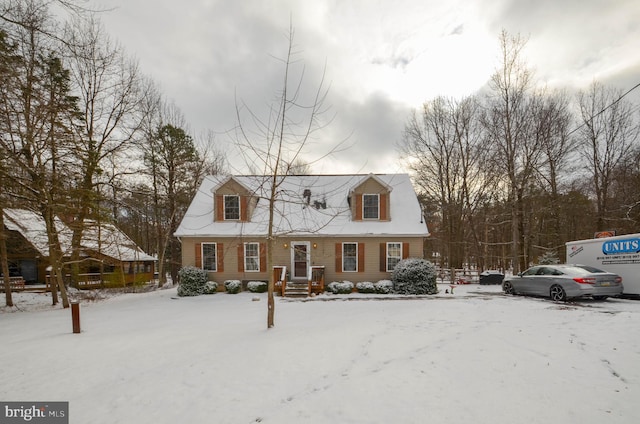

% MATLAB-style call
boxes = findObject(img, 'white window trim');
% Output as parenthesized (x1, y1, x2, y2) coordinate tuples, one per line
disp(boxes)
(244, 242, 260, 272)
(386, 242, 402, 272)
(202, 242, 217, 272)
(223, 194, 240, 220)
(363, 194, 380, 220)
(291, 241, 310, 280)
(342, 242, 358, 272)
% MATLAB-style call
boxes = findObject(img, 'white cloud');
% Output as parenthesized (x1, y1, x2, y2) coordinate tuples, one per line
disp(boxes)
(96, 0, 640, 174)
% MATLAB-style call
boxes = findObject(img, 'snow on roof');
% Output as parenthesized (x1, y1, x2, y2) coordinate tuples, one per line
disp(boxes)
(3, 208, 71, 256)
(80, 221, 156, 262)
(175, 173, 429, 238)
(3, 208, 154, 262)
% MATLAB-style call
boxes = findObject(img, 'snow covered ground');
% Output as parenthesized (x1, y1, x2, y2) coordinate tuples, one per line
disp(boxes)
(2, 284, 639, 424)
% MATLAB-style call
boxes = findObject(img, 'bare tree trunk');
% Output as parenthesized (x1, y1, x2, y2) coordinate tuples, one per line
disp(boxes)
(43, 206, 69, 308)
(0, 209, 14, 307)
(234, 23, 341, 328)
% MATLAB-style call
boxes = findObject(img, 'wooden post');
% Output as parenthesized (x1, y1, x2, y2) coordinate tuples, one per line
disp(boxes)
(71, 301, 81, 334)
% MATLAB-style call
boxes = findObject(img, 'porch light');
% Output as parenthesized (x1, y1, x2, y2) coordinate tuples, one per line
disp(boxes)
(283, 243, 288, 248)
(313, 243, 317, 248)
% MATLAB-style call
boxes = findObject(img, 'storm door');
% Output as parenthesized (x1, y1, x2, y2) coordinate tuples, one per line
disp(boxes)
(291, 242, 310, 279)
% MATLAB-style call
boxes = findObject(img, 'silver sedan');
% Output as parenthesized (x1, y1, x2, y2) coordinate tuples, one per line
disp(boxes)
(502, 264, 623, 301)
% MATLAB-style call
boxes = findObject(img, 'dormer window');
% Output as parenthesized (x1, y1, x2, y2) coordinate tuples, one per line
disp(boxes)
(363, 194, 379, 219)
(224, 195, 240, 220)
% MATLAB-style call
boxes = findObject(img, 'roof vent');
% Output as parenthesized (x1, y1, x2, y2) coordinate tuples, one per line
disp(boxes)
(313, 197, 327, 210)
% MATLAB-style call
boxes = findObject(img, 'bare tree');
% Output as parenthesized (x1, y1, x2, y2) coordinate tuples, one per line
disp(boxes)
(283, 157, 312, 175)
(0, 2, 77, 307)
(577, 81, 639, 231)
(401, 95, 488, 271)
(64, 14, 146, 284)
(483, 30, 545, 272)
(0, 29, 17, 306)
(234, 25, 344, 328)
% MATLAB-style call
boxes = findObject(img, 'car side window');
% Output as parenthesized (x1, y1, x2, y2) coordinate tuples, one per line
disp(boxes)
(536, 267, 553, 275)
(523, 267, 539, 276)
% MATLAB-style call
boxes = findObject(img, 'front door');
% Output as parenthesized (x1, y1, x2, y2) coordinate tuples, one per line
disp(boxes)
(291, 242, 310, 280)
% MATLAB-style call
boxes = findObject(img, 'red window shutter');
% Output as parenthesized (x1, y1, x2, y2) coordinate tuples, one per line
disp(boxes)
(335, 243, 342, 273)
(260, 243, 266, 272)
(237, 244, 244, 272)
(195, 243, 202, 268)
(217, 243, 224, 272)
(380, 243, 387, 272)
(403, 242, 410, 259)
(380, 193, 388, 220)
(358, 243, 365, 272)
(215, 195, 223, 221)
(355, 194, 362, 220)
(240, 196, 248, 221)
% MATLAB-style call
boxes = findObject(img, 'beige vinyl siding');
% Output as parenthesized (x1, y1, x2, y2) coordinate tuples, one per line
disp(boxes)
(180, 236, 425, 285)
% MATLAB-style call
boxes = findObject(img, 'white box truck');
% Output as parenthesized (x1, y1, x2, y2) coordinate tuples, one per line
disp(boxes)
(566, 233, 640, 296)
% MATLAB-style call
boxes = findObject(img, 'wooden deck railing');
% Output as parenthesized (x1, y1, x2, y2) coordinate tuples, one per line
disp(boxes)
(5, 276, 26, 290)
(46, 273, 104, 290)
(273, 266, 287, 296)
(308, 266, 325, 295)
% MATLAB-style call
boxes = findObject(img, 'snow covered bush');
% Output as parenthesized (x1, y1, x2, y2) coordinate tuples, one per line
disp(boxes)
(247, 281, 267, 293)
(224, 280, 242, 294)
(327, 281, 354, 294)
(177, 266, 208, 297)
(203, 281, 218, 295)
(374, 280, 394, 294)
(392, 258, 438, 295)
(356, 281, 375, 294)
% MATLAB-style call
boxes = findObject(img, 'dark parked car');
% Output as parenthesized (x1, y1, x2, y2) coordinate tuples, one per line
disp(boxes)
(479, 270, 504, 285)
(502, 264, 623, 301)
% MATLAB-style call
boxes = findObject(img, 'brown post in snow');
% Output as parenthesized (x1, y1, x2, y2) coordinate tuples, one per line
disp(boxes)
(71, 302, 81, 334)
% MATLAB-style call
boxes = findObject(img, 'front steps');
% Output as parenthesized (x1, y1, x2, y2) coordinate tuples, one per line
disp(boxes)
(283, 281, 309, 298)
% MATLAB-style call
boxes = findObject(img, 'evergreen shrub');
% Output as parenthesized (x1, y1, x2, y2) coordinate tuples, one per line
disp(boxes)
(374, 280, 394, 294)
(392, 258, 438, 295)
(224, 280, 242, 294)
(356, 281, 376, 293)
(327, 281, 354, 294)
(247, 281, 267, 293)
(177, 266, 208, 297)
(203, 281, 218, 294)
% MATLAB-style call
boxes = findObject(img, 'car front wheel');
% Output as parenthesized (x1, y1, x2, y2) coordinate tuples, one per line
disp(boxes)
(503, 281, 514, 295)
(550, 285, 566, 302)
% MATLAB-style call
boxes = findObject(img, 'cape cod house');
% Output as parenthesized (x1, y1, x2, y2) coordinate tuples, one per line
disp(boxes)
(175, 173, 429, 295)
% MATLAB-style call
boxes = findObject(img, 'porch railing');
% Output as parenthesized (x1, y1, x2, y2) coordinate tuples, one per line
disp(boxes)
(273, 266, 287, 296)
(46, 273, 104, 290)
(308, 266, 325, 295)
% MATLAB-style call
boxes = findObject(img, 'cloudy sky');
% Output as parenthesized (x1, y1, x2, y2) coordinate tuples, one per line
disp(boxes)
(96, 0, 640, 174)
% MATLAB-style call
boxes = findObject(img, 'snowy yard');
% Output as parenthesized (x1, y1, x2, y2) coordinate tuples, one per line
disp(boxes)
(1, 284, 639, 424)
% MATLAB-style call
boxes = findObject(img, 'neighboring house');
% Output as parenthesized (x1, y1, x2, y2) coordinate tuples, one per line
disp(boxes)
(175, 173, 429, 293)
(2, 208, 155, 285)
